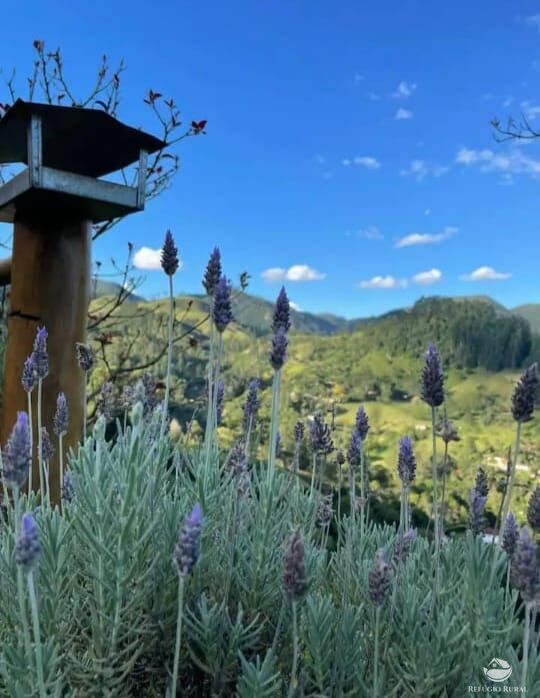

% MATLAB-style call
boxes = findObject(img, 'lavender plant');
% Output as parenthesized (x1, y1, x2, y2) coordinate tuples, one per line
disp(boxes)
(161, 230, 180, 437)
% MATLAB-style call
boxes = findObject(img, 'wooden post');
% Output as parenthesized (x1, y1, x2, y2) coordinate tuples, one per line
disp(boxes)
(0, 215, 91, 504)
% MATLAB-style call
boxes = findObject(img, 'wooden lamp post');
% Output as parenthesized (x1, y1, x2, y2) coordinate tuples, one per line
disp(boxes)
(0, 99, 165, 502)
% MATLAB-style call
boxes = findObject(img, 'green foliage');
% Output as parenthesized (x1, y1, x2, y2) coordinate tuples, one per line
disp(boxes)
(0, 412, 538, 695)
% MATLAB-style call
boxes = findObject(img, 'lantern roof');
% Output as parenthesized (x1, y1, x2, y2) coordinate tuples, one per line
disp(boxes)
(0, 99, 165, 178)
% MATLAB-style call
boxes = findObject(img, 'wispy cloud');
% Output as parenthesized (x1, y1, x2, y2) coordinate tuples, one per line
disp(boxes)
(392, 81, 417, 98)
(261, 265, 326, 283)
(358, 275, 408, 289)
(525, 14, 540, 31)
(395, 226, 457, 248)
(289, 301, 302, 311)
(357, 226, 384, 240)
(413, 268, 443, 285)
(353, 73, 365, 85)
(133, 246, 180, 271)
(395, 107, 413, 120)
(456, 147, 540, 178)
(342, 155, 381, 169)
(367, 92, 381, 101)
(460, 266, 511, 282)
(400, 159, 448, 181)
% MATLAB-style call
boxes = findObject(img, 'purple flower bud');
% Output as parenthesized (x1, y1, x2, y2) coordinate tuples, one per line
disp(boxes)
(469, 488, 487, 537)
(355, 406, 369, 441)
(368, 549, 393, 605)
(53, 393, 69, 436)
(474, 468, 489, 498)
(32, 327, 49, 380)
(173, 504, 203, 576)
(316, 494, 333, 528)
(435, 416, 460, 443)
(397, 436, 416, 487)
(121, 385, 135, 412)
(294, 421, 304, 444)
(61, 471, 76, 504)
(272, 287, 291, 334)
(502, 513, 519, 559)
(347, 428, 362, 468)
(161, 230, 180, 276)
(97, 381, 116, 422)
(275, 430, 282, 458)
(227, 440, 249, 494)
(39, 428, 54, 462)
(308, 413, 334, 456)
(3, 412, 31, 489)
(282, 529, 308, 601)
(21, 355, 37, 393)
(242, 379, 260, 432)
(511, 527, 540, 603)
(421, 343, 444, 408)
(212, 276, 233, 333)
(511, 363, 538, 424)
(215, 380, 225, 426)
(15, 513, 40, 572)
(527, 487, 540, 533)
(75, 343, 94, 373)
(202, 247, 222, 295)
(393, 528, 417, 566)
(269, 327, 288, 371)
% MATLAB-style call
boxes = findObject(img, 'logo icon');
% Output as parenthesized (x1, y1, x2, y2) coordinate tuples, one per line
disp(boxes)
(483, 658, 513, 683)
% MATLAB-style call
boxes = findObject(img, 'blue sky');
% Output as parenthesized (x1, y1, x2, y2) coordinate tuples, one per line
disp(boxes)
(1, 1, 540, 318)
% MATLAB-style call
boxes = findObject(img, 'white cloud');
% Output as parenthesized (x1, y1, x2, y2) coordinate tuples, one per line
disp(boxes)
(289, 301, 302, 311)
(502, 96, 514, 108)
(261, 265, 326, 283)
(354, 73, 365, 84)
(367, 91, 380, 101)
(358, 275, 408, 289)
(395, 226, 457, 248)
(413, 268, 443, 285)
(424, 208, 431, 216)
(400, 159, 448, 180)
(395, 107, 413, 120)
(357, 226, 384, 240)
(393, 81, 417, 98)
(133, 246, 181, 271)
(460, 266, 511, 282)
(342, 155, 381, 169)
(314, 153, 326, 164)
(456, 147, 540, 177)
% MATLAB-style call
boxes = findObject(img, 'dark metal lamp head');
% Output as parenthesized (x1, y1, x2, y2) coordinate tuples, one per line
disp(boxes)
(0, 99, 166, 223)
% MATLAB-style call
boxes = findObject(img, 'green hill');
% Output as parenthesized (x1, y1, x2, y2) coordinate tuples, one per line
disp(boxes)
(514, 303, 540, 334)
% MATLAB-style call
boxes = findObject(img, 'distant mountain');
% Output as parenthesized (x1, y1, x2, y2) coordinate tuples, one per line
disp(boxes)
(91, 279, 144, 303)
(513, 304, 540, 334)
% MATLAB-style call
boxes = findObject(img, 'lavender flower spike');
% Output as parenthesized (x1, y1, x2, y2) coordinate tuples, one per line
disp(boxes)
(212, 276, 233, 333)
(272, 287, 291, 334)
(15, 513, 41, 572)
(282, 529, 308, 601)
(511, 527, 540, 603)
(161, 230, 180, 276)
(202, 247, 222, 295)
(397, 436, 416, 487)
(242, 379, 260, 432)
(421, 342, 444, 408)
(355, 406, 370, 441)
(469, 488, 487, 537)
(347, 428, 362, 468)
(527, 487, 540, 533)
(173, 504, 203, 576)
(39, 428, 54, 462)
(75, 343, 95, 373)
(21, 355, 37, 394)
(269, 326, 288, 371)
(502, 513, 519, 559)
(32, 327, 49, 380)
(368, 549, 393, 605)
(61, 471, 76, 504)
(53, 392, 69, 436)
(474, 467, 489, 498)
(309, 413, 334, 456)
(3, 412, 31, 489)
(511, 363, 539, 424)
